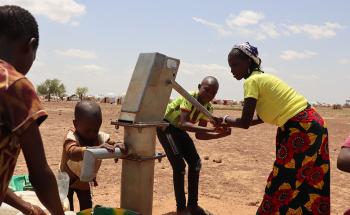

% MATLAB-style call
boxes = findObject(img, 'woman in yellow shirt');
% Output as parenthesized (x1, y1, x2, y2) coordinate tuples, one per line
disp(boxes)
(223, 42, 330, 215)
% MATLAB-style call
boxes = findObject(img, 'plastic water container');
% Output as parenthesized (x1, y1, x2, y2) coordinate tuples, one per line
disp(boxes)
(0, 191, 70, 214)
(1, 172, 70, 214)
(0, 203, 20, 215)
(56, 171, 70, 201)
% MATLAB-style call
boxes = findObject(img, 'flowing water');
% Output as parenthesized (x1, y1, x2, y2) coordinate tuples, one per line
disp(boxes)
(90, 182, 95, 214)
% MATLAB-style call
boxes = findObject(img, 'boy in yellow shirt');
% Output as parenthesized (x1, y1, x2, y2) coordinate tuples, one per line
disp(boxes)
(157, 76, 230, 215)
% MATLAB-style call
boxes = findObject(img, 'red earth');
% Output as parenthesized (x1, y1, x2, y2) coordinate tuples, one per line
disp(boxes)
(13, 102, 350, 214)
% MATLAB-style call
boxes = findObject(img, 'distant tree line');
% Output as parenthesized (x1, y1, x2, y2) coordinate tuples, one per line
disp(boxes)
(36, 79, 88, 101)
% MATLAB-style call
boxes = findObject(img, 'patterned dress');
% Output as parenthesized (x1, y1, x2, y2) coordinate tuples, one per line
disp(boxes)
(0, 59, 47, 203)
(257, 106, 330, 215)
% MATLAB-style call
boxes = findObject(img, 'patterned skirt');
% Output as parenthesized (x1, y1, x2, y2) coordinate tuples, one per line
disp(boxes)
(257, 106, 330, 215)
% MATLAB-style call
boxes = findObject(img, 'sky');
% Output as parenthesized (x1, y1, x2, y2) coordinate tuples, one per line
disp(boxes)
(1, 0, 349, 103)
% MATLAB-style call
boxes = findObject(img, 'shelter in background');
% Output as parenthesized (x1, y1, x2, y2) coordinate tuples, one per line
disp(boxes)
(67, 94, 79, 101)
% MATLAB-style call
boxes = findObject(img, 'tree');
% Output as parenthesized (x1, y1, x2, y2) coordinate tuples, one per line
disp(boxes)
(76, 87, 88, 100)
(37, 79, 66, 101)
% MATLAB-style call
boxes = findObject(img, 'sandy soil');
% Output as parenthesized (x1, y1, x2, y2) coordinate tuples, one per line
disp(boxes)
(13, 102, 350, 214)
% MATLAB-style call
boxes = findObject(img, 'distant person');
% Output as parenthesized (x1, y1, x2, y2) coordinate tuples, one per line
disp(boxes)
(60, 101, 126, 211)
(157, 76, 231, 215)
(220, 42, 330, 214)
(0, 5, 64, 215)
(337, 135, 350, 215)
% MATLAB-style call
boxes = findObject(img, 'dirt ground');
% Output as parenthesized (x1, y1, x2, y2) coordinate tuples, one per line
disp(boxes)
(13, 102, 350, 214)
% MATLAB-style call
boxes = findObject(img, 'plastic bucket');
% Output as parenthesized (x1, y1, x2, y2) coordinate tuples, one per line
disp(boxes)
(8, 175, 33, 191)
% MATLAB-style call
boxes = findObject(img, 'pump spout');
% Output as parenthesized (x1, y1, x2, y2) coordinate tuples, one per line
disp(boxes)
(80, 148, 122, 182)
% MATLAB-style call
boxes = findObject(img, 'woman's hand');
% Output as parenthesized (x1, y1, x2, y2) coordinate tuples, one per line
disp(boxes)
(24, 203, 47, 215)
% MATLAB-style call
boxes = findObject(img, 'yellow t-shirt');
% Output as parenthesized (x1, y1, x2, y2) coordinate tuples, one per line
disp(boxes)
(164, 91, 213, 127)
(244, 70, 308, 127)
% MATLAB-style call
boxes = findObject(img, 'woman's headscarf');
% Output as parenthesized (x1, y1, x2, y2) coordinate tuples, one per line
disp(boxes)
(231, 42, 261, 66)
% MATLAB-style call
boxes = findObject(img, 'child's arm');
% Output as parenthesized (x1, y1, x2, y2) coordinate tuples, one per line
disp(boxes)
(65, 140, 86, 161)
(106, 140, 127, 154)
(337, 146, 350, 173)
(20, 123, 64, 215)
(4, 189, 46, 215)
(224, 98, 263, 129)
(195, 120, 231, 140)
(178, 110, 216, 133)
(4, 78, 63, 214)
